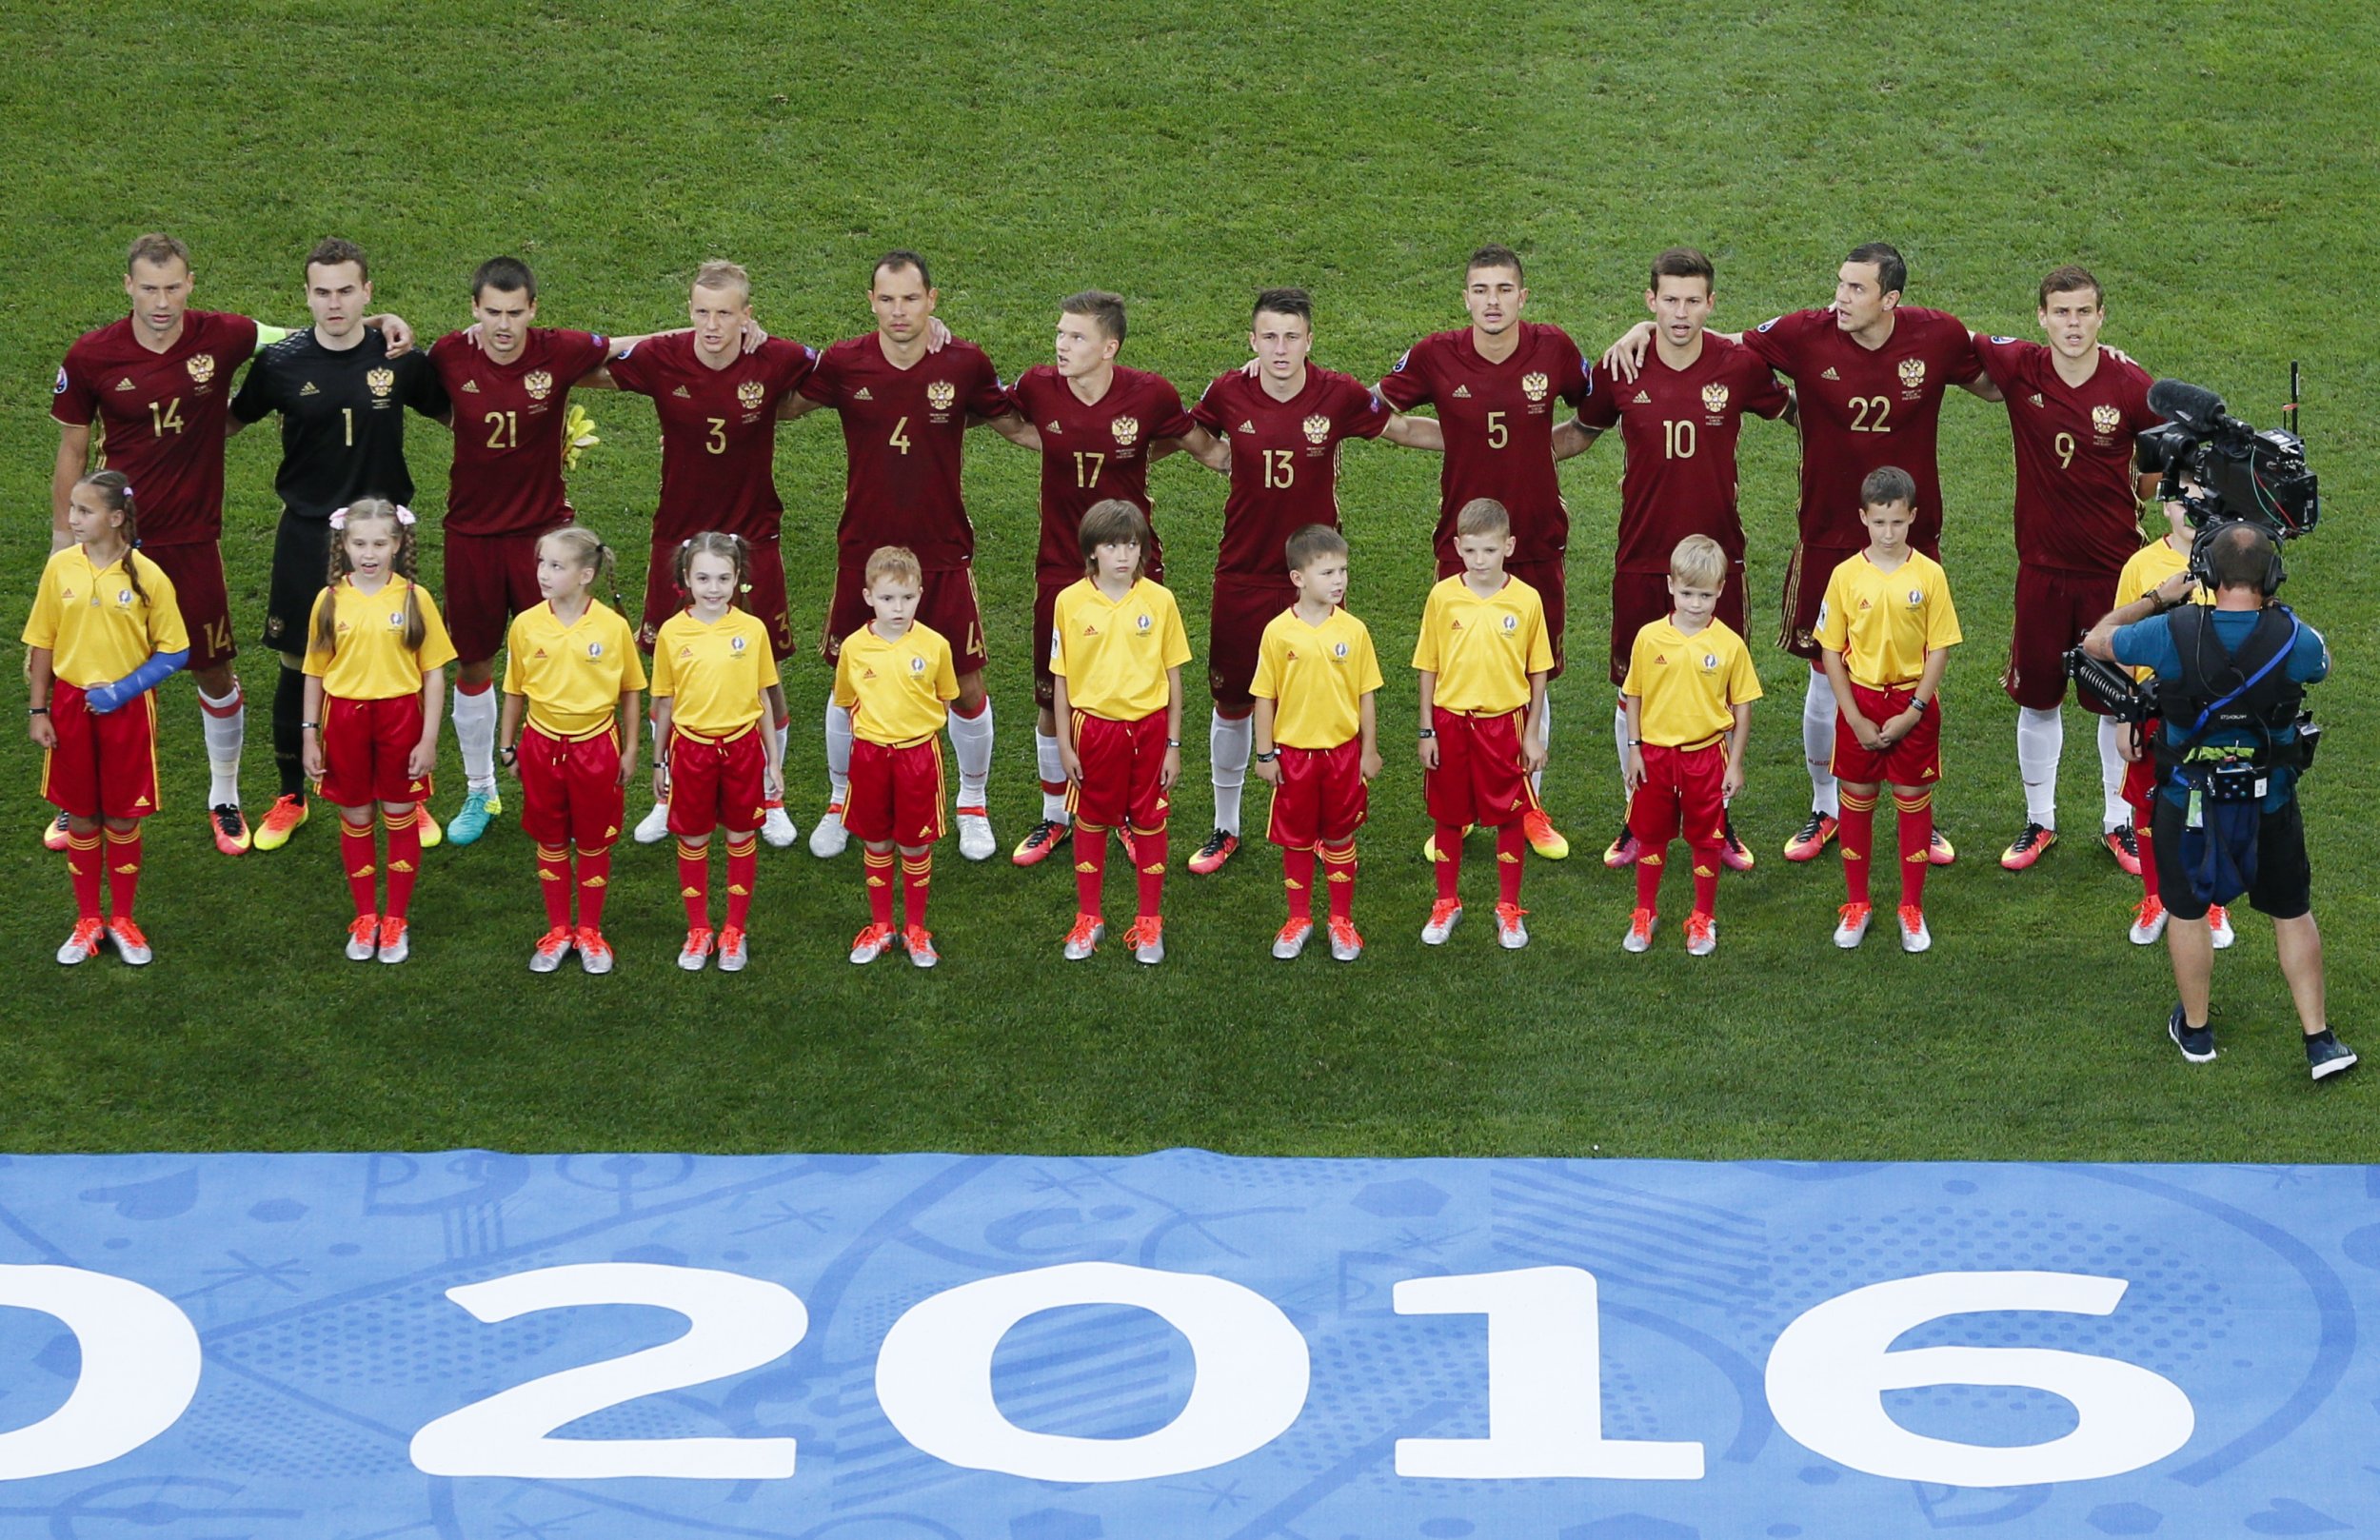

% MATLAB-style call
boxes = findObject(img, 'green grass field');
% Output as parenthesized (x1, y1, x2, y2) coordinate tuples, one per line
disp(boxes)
(3, 0, 2376, 1160)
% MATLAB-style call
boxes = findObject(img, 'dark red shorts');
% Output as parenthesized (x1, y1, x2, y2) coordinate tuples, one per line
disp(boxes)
(846, 737, 946, 846)
(1832, 681, 1944, 787)
(1439, 555, 1566, 679)
(823, 559, 987, 675)
(643, 534, 793, 661)
(518, 722, 625, 849)
(1426, 706, 1537, 829)
(1266, 739, 1369, 849)
(2005, 563, 2119, 711)
(321, 693, 432, 807)
(145, 541, 235, 672)
(1610, 567, 1745, 688)
(1628, 740, 1727, 851)
(444, 529, 551, 666)
(1068, 710, 1171, 833)
(1209, 576, 1296, 708)
(665, 723, 767, 838)
(41, 681, 160, 821)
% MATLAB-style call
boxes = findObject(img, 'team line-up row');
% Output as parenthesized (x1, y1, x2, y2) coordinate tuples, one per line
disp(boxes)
(36, 234, 2195, 967)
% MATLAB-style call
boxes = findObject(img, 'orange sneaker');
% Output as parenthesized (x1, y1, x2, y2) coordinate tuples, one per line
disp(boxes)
(210, 803, 251, 855)
(1622, 907, 1657, 953)
(1124, 915, 1165, 964)
(345, 914, 381, 961)
(1832, 901, 1874, 948)
(717, 927, 749, 972)
(1683, 910, 1717, 957)
(104, 916, 151, 965)
(527, 925, 576, 973)
(1326, 914, 1364, 962)
(679, 926, 716, 972)
(902, 923, 940, 968)
(1061, 912, 1105, 960)
(1520, 806, 1569, 859)
(43, 812, 72, 852)
(377, 916, 410, 964)
(848, 921, 898, 964)
(575, 927, 615, 974)
(55, 916, 106, 965)
(252, 794, 307, 852)
(1420, 898, 1463, 945)
(1493, 901, 1530, 949)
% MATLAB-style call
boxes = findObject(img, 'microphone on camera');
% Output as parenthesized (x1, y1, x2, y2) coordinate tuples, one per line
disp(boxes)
(2148, 378, 2231, 433)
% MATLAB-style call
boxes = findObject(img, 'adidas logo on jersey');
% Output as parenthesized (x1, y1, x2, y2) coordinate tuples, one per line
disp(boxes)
(114, 378, 135, 391)
(1820, 367, 1840, 381)
(461, 380, 479, 392)
(673, 385, 692, 398)
(1634, 390, 1652, 404)
(299, 381, 320, 396)
(1452, 385, 1471, 398)
(854, 387, 873, 401)
(1239, 420, 1256, 434)
(1045, 421, 1061, 433)
(2030, 393, 2047, 407)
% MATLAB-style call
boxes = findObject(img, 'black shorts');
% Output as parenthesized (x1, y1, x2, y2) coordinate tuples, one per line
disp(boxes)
(2151, 792, 2311, 922)
(261, 511, 333, 660)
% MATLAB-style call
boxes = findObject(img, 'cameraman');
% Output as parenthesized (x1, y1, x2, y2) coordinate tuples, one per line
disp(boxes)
(2082, 521, 2354, 1080)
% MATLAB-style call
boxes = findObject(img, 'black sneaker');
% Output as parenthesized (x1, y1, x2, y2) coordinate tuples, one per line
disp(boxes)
(2169, 1003, 2216, 1064)
(2307, 1030, 2358, 1082)
(1999, 821, 2056, 871)
(1009, 819, 1072, 868)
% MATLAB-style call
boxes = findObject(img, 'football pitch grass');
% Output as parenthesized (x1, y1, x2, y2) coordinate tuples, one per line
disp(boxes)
(1, 0, 2375, 1162)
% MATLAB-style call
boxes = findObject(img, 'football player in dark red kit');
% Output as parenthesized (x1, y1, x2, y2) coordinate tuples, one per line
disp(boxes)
(990, 290, 1196, 867)
(779, 251, 1017, 863)
(1558, 247, 1794, 873)
(426, 256, 616, 846)
(1377, 245, 1590, 860)
(51, 231, 414, 857)
(1975, 265, 2162, 874)
(604, 260, 815, 850)
(1172, 286, 1438, 874)
(1606, 240, 1993, 865)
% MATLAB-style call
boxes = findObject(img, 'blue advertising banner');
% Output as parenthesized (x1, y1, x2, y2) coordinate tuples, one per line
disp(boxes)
(0, 1151, 2371, 1538)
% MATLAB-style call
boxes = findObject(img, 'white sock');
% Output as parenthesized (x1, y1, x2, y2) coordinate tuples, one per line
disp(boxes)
(453, 683, 497, 794)
(199, 681, 244, 807)
(1802, 672, 1839, 818)
(823, 700, 853, 803)
(1210, 709, 1252, 836)
(948, 696, 994, 808)
(1531, 694, 1553, 798)
(2017, 705, 2062, 829)
(2097, 715, 2130, 832)
(1037, 728, 1068, 822)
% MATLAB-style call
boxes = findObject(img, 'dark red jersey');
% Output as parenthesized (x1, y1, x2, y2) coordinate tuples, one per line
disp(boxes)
(429, 327, 611, 536)
(1377, 321, 1589, 566)
(1191, 365, 1389, 578)
(1741, 306, 1981, 550)
(1975, 333, 2160, 575)
(1009, 363, 1193, 575)
(1576, 334, 1790, 573)
(54, 310, 259, 545)
(798, 333, 1011, 568)
(607, 332, 815, 541)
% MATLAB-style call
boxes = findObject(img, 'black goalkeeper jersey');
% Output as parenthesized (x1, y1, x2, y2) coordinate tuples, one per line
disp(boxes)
(232, 327, 448, 520)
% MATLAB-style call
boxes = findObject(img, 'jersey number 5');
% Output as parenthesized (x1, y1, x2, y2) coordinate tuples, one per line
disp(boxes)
(1486, 410, 1508, 449)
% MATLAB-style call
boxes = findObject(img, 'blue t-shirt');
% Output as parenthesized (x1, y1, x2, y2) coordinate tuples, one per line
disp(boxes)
(2112, 604, 2328, 809)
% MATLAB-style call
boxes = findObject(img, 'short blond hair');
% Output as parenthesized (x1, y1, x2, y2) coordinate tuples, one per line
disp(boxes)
(692, 260, 751, 304)
(1454, 498, 1510, 538)
(1669, 534, 1726, 589)
(864, 544, 922, 588)
(127, 232, 189, 273)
